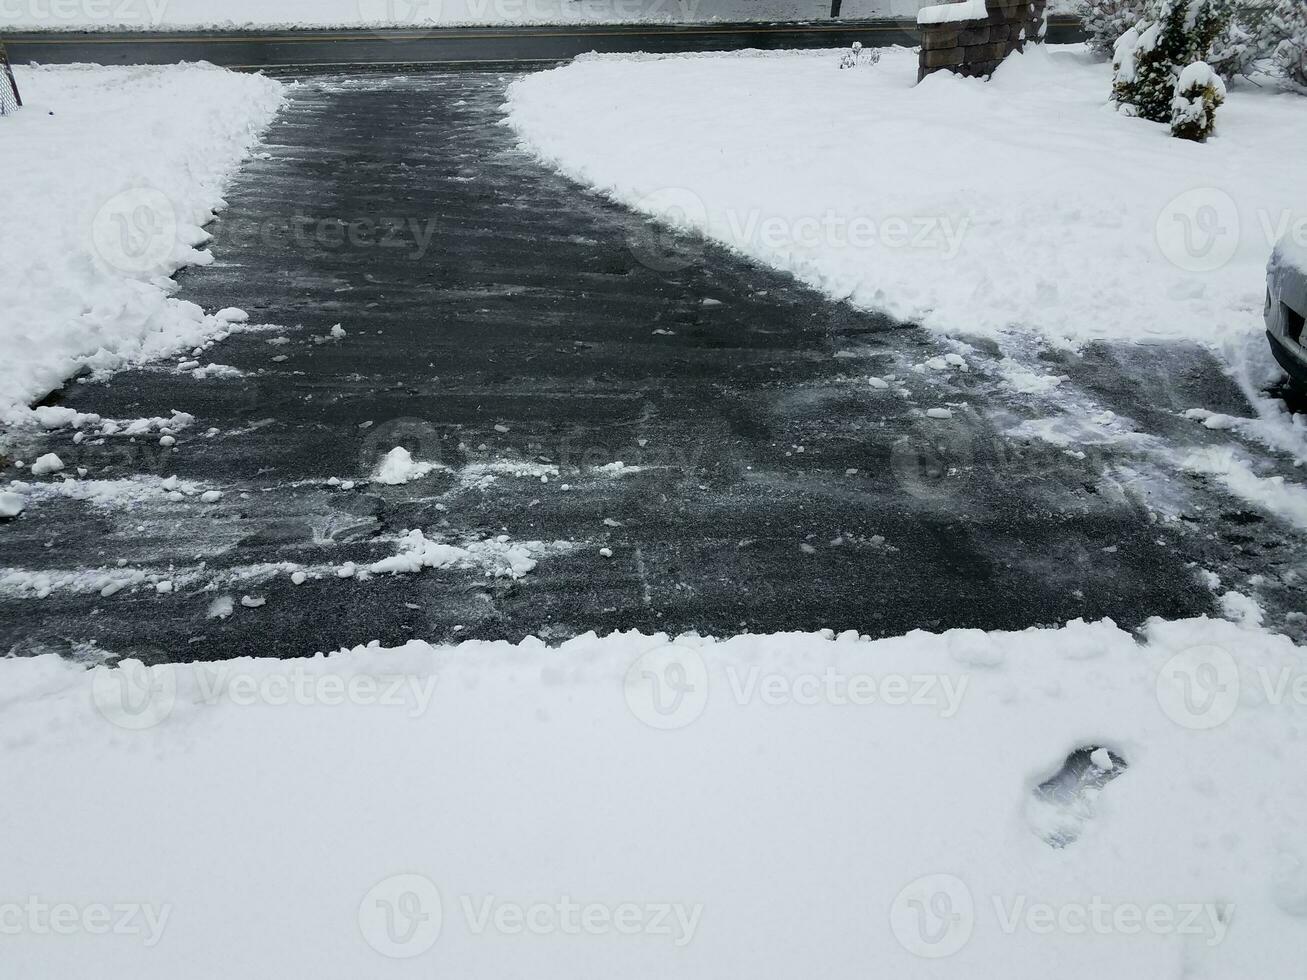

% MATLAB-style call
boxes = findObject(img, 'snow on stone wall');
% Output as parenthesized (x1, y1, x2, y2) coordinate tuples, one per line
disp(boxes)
(918, 0, 1048, 80)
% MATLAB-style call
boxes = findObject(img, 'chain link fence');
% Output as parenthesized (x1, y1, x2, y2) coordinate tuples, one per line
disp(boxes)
(1, 42, 22, 117)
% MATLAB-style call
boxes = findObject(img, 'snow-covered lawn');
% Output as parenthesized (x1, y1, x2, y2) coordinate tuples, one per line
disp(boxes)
(3, 614, 1306, 977)
(0, 64, 283, 423)
(504, 46, 1307, 359)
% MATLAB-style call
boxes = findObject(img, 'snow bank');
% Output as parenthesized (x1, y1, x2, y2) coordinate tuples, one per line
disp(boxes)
(0, 64, 284, 422)
(1, 614, 1304, 976)
(6, 0, 931, 30)
(504, 46, 1307, 354)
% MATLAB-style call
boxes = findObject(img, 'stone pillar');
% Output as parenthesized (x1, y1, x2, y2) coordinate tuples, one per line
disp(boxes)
(917, 0, 1048, 83)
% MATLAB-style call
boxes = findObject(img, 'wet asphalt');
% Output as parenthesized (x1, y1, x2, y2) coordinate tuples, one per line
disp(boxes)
(1, 69, 1302, 662)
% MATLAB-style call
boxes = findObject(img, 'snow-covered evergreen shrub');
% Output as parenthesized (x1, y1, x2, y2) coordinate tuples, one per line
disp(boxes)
(1197, 1, 1306, 83)
(1262, 0, 1307, 84)
(1080, 0, 1149, 56)
(1112, 0, 1233, 122)
(1171, 60, 1227, 138)
(1207, 11, 1261, 76)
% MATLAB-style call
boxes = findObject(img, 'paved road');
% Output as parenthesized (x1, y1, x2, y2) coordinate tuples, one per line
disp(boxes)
(1, 69, 1301, 662)
(5, 18, 1085, 68)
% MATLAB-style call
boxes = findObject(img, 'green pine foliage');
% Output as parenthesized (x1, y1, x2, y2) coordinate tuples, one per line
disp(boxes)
(1170, 61, 1227, 139)
(1112, 0, 1234, 123)
(1080, 0, 1149, 56)
(1264, 0, 1307, 84)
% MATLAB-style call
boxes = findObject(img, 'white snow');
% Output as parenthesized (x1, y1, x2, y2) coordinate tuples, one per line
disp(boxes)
(7, 0, 933, 30)
(0, 491, 26, 517)
(504, 45, 1307, 357)
(6, 475, 205, 509)
(1273, 232, 1307, 277)
(0, 614, 1304, 977)
(369, 529, 548, 579)
(371, 447, 445, 485)
(918, 0, 988, 24)
(1177, 59, 1224, 93)
(28, 453, 65, 476)
(0, 64, 284, 421)
(1183, 445, 1307, 529)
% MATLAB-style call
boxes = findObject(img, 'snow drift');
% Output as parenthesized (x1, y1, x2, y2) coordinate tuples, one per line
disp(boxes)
(0, 63, 284, 422)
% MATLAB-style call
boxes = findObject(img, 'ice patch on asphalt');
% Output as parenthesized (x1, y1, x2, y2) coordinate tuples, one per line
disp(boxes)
(1183, 446, 1307, 530)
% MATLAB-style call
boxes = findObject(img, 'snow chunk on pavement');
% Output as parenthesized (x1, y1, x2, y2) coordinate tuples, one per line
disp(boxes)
(0, 492, 27, 518)
(206, 595, 234, 619)
(29, 454, 65, 476)
(371, 447, 444, 485)
(369, 529, 542, 579)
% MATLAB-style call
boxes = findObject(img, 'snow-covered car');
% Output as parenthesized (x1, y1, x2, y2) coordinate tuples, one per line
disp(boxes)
(1266, 236, 1307, 387)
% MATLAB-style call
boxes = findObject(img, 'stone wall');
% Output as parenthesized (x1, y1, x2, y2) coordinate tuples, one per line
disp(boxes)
(918, 0, 1048, 82)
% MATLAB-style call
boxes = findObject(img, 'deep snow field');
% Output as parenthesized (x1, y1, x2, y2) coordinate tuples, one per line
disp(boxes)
(1, 46, 1306, 979)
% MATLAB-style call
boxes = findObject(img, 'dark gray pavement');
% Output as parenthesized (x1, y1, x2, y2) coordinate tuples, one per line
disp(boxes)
(1, 69, 1301, 662)
(4, 18, 1085, 68)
